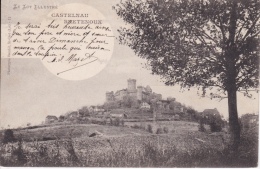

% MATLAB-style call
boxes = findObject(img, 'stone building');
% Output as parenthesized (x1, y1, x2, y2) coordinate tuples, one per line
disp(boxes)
(106, 79, 162, 102)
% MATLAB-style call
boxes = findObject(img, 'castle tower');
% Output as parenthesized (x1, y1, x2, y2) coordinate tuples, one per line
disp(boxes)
(127, 79, 137, 92)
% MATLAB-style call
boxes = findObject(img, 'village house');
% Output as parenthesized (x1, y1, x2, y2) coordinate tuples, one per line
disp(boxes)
(202, 108, 221, 118)
(45, 115, 58, 124)
(89, 106, 105, 113)
(140, 102, 151, 109)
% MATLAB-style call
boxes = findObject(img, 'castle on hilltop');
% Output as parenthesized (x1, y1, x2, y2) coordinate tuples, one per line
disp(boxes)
(106, 79, 162, 102)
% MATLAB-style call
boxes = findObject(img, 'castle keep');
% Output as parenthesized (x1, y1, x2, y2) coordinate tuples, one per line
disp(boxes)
(106, 79, 162, 102)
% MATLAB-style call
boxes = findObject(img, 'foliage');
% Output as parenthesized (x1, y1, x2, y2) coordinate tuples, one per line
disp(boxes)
(200, 112, 223, 132)
(122, 95, 138, 108)
(131, 124, 145, 130)
(169, 101, 183, 114)
(109, 118, 124, 127)
(156, 128, 163, 134)
(78, 106, 90, 117)
(198, 120, 206, 132)
(120, 119, 125, 126)
(113, 0, 259, 93)
(113, 0, 260, 148)
(147, 124, 153, 133)
(114, 118, 121, 126)
(64, 139, 79, 164)
(109, 118, 113, 126)
(240, 113, 258, 130)
(59, 115, 65, 122)
(163, 127, 169, 133)
(3, 129, 16, 144)
(186, 107, 200, 122)
(0, 130, 258, 167)
(102, 119, 107, 125)
(89, 118, 104, 125)
(210, 120, 222, 132)
(104, 101, 120, 110)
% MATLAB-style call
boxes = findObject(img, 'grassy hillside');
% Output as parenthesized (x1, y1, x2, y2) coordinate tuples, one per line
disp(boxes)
(0, 121, 257, 167)
(0, 123, 149, 142)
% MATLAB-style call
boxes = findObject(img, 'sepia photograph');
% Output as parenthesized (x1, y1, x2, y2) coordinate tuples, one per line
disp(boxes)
(1, 0, 259, 167)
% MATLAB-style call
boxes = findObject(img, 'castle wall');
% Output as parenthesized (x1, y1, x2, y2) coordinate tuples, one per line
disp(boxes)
(128, 91, 137, 99)
(137, 86, 143, 100)
(106, 91, 114, 102)
(115, 90, 127, 100)
(106, 79, 165, 103)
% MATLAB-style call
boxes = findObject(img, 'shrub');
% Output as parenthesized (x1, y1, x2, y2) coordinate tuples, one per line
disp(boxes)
(3, 129, 16, 144)
(120, 119, 124, 126)
(102, 119, 107, 125)
(210, 120, 222, 132)
(114, 118, 120, 126)
(198, 120, 206, 132)
(12, 138, 27, 165)
(110, 118, 113, 126)
(156, 127, 163, 134)
(64, 139, 79, 164)
(132, 124, 141, 129)
(147, 124, 153, 133)
(163, 127, 169, 134)
(42, 137, 56, 141)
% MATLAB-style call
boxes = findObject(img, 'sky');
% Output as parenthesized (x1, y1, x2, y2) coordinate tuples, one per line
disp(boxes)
(1, 0, 259, 129)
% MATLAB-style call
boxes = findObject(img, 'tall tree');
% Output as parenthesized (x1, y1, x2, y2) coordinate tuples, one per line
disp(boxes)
(113, 0, 259, 149)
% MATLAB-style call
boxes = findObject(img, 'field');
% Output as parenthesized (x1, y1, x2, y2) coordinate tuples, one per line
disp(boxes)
(0, 120, 258, 167)
(0, 124, 149, 142)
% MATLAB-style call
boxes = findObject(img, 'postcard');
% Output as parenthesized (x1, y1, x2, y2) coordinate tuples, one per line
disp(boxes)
(1, 0, 259, 167)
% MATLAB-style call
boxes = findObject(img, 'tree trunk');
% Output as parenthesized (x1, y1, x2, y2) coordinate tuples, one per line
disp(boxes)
(226, 0, 240, 151)
(227, 86, 240, 151)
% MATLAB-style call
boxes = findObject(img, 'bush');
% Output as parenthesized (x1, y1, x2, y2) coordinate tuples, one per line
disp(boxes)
(147, 124, 153, 133)
(102, 119, 107, 125)
(114, 118, 120, 126)
(156, 128, 163, 134)
(132, 124, 141, 129)
(163, 127, 169, 134)
(12, 138, 27, 165)
(198, 120, 206, 132)
(210, 121, 222, 132)
(120, 119, 124, 126)
(3, 129, 16, 144)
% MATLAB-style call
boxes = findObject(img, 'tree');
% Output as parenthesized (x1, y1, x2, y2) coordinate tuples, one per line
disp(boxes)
(59, 115, 65, 122)
(3, 129, 16, 144)
(114, 0, 259, 150)
(186, 106, 199, 121)
(78, 106, 90, 117)
(122, 95, 136, 108)
(104, 101, 120, 110)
